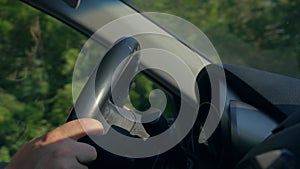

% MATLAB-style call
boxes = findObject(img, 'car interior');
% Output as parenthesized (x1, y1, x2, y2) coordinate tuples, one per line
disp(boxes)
(0, 0, 299, 169)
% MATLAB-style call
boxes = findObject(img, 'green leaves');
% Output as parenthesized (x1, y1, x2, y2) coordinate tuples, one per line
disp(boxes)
(0, 0, 86, 161)
(130, 0, 300, 78)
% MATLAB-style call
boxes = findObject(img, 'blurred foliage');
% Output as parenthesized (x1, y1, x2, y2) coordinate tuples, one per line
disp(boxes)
(129, 0, 300, 78)
(0, 0, 299, 162)
(129, 74, 154, 111)
(0, 1, 86, 161)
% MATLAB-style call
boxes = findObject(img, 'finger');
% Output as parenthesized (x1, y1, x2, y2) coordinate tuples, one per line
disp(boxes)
(73, 142, 97, 163)
(43, 118, 104, 144)
(123, 105, 130, 111)
(52, 157, 89, 169)
(74, 163, 89, 169)
(69, 161, 89, 169)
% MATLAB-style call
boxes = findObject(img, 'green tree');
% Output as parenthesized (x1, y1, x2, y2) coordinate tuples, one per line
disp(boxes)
(0, 0, 86, 161)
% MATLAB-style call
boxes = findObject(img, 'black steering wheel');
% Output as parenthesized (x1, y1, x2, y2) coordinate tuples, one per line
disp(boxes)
(66, 37, 143, 169)
(67, 37, 140, 122)
(66, 37, 196, 169)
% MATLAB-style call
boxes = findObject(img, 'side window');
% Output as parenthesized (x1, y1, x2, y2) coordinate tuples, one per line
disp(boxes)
(0, 1, 87, 161)
(0, 1, 178, 162)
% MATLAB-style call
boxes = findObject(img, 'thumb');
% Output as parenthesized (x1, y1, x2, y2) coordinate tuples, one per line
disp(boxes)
(42, 118, 104, 144)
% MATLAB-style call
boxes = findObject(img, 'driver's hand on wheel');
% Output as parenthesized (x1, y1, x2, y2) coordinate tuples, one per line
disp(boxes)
(5, 118, 104, 169)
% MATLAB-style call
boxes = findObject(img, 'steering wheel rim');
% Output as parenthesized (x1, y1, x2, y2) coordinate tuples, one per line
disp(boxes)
(67, 37, 140, 122)
(66, 37, 140, 168)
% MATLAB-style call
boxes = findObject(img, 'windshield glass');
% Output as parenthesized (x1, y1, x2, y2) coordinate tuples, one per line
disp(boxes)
(126, 0, 300, 79)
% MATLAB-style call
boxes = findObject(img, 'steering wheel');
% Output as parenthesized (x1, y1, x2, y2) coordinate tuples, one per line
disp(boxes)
(66, 37, 144, 168)
(66, 37, 195, 169)
(67, 37, 140, 121)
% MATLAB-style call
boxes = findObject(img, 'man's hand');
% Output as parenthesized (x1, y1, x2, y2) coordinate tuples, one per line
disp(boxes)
(6, 118, 104, 169)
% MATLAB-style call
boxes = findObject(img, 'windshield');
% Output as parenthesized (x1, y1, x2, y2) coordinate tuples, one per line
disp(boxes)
(126, 0, 300, 79)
